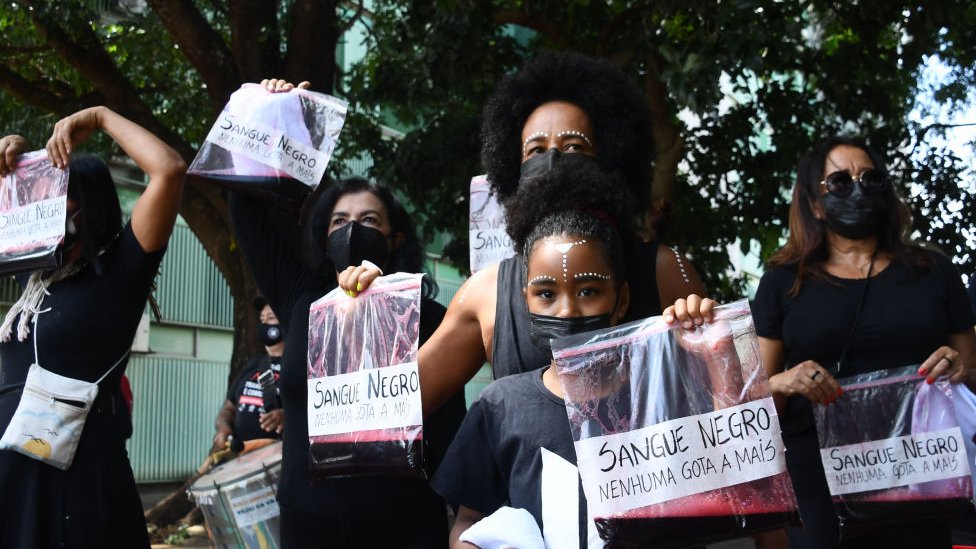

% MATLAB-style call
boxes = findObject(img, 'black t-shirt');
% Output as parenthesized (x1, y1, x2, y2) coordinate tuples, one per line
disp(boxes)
(227, 354, 282, 442)
(229, 193, 466, 521)
(752, 250, 975, 433)
(432, 368, 601, 548)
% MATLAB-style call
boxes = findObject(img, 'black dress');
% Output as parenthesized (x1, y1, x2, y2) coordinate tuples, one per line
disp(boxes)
(0, 225, 164, 548)
(491, 241, 662, 378)
(229, 193, 465, 548)
(752, 251, 975, 548)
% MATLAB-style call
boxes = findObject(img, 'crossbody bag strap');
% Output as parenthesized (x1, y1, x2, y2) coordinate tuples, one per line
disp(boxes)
(833, 252, 877, 375)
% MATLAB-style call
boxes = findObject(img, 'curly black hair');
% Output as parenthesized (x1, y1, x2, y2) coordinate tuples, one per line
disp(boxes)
(480, 50, 654, 208)
(504, 158, 636, 257)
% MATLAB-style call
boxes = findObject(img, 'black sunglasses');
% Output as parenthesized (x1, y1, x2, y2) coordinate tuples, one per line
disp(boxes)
(819, 169, 890, 198)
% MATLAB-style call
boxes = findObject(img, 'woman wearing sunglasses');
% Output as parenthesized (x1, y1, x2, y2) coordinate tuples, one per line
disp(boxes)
(745, 137, 976, 547)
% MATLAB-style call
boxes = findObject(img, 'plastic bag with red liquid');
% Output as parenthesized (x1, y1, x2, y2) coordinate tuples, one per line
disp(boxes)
(305, 273, 425, 478)
(0, 150, 69, 275)
(813, 366, 975, 540)
(551, 299, 800, 549)
(188, 83, 347, 213)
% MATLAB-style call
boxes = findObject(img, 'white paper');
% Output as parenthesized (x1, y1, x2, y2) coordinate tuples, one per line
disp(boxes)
(469, 175, 514, 272)
(229, 485, 280, 528)
(307, 361, 423, 437)
(820, 427, 969, 496)
(575, 397, 787, 516)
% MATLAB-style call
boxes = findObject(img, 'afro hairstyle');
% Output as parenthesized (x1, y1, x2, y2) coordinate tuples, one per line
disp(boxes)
(480, 50, 654, 208)
(504, 157, 636, 257)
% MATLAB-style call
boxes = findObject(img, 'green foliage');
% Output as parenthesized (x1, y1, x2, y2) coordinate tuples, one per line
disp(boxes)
(0, 0, 973, 306)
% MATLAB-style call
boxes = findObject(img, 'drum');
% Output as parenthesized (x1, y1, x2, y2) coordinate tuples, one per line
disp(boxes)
(188, 441, 283, 549)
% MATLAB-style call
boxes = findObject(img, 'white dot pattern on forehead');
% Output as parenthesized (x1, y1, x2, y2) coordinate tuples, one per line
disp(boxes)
(556, 130, 593, 148)
(573, 272, 611, 281)
(522, 131, 550, 151)
(672, 246, 690, 284)
(546, 239, 588, 281)
(528, 275, 557, 285)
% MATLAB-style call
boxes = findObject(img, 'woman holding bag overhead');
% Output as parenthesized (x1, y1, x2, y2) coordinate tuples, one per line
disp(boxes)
(0, 107, 185, 548)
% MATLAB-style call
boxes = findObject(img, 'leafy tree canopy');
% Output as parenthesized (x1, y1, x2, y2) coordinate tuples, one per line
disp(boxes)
(0, 0, 973, 318)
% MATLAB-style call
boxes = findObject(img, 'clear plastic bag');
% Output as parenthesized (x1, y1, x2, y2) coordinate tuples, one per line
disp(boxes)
(0, 150, 68, 275)
(188, 83, 347, 213)
(305, 272, 425, 478)
(813, 366, 975, 540)
(552, 300, 799, 548)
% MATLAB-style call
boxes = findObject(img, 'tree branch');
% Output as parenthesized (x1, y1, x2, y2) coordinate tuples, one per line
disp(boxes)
(227, 0, 283, 82)
(644, 52, 684, 234)
(338, 0, 367, 35)
(0, 63, 82, 116)
(145, 0, 241, 113)
(284, 0, 339, 91)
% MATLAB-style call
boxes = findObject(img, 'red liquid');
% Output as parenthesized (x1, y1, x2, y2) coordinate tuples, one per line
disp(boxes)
(308, 435, 425, 479)
(835, 496, 974, 541)
(595, 474, 800, 548)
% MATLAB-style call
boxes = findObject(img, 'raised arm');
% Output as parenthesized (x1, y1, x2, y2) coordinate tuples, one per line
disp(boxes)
(417, 266, 498, 417)
(46, 106, 186, 252)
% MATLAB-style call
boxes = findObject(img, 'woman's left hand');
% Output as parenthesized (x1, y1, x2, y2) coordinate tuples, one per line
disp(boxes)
(918, 345, 968, 384)
(663, 294, 718, 329)
(46, 107, 104, 169)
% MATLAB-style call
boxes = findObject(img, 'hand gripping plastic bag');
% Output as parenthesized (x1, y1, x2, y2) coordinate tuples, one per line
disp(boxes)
(551, 300, 799, 548)
(188, 83, 348, 213)
(813, 366, 975, 540)
(305, 272, 425, 478)
(0, 150, 69, 275)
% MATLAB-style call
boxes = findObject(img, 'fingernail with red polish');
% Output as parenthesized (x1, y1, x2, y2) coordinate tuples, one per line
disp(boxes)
(926, 377, 934, 385)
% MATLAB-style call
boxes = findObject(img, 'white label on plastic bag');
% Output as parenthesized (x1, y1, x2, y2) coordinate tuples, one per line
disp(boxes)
(0, 196, 66, 252)
(469, 175, 514, 273)
(229, 485, 280, 528)
(820, 426, 969, 496)
(204, 113, 328, 186)
(575, 397, 786, 516)
(307, 361, 423, 437)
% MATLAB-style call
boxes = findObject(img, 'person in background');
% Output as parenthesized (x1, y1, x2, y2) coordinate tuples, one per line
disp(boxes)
(212, 298, 285, 452)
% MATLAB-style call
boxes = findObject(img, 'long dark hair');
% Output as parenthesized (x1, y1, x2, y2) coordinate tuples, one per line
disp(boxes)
(302, 176, 437, 299)
(67, 155, 123, 274)
(768, 136, 929, 294)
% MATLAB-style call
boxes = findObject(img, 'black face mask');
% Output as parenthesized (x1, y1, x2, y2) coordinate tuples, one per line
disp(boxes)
(259, 323, 282, 347)
(821, 183, 886, 240)
(325, 221, 391, 272)
(519, 148, 599, 181)
(529, 312, 613, 355)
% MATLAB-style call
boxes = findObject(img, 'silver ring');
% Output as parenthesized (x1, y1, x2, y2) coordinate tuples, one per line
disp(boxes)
(811, 370, 821, 381)
(940, 356, 952, 367)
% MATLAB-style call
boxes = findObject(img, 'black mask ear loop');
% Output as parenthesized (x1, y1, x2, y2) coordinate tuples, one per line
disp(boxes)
(830, 250, 877, 375)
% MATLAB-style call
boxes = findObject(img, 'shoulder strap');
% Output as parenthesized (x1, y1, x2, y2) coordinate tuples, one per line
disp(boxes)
(33, 313, 130, 384)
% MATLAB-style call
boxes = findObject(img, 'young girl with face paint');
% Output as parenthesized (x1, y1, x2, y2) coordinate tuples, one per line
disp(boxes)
(669, 136, 976, 548)
(432, 207, 630, 549)
(339, 51, 707, 420)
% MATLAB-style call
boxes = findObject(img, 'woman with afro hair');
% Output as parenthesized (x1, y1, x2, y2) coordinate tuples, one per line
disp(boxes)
(340, 51, 706, 415)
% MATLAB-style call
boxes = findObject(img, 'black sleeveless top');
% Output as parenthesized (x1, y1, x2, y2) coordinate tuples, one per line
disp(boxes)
(491, 241, 663, 379)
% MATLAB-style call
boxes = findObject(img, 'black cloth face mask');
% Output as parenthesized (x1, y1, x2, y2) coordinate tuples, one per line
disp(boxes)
(529, 312, 613, 355)
(821, 183, 886, 240)
(519, 148, 599, 181)
(325, 221, 391, 272)
(259, 323, 282, 347)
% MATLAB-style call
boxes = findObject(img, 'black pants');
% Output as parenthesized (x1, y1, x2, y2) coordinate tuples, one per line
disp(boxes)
(278, 500, 448, 549)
